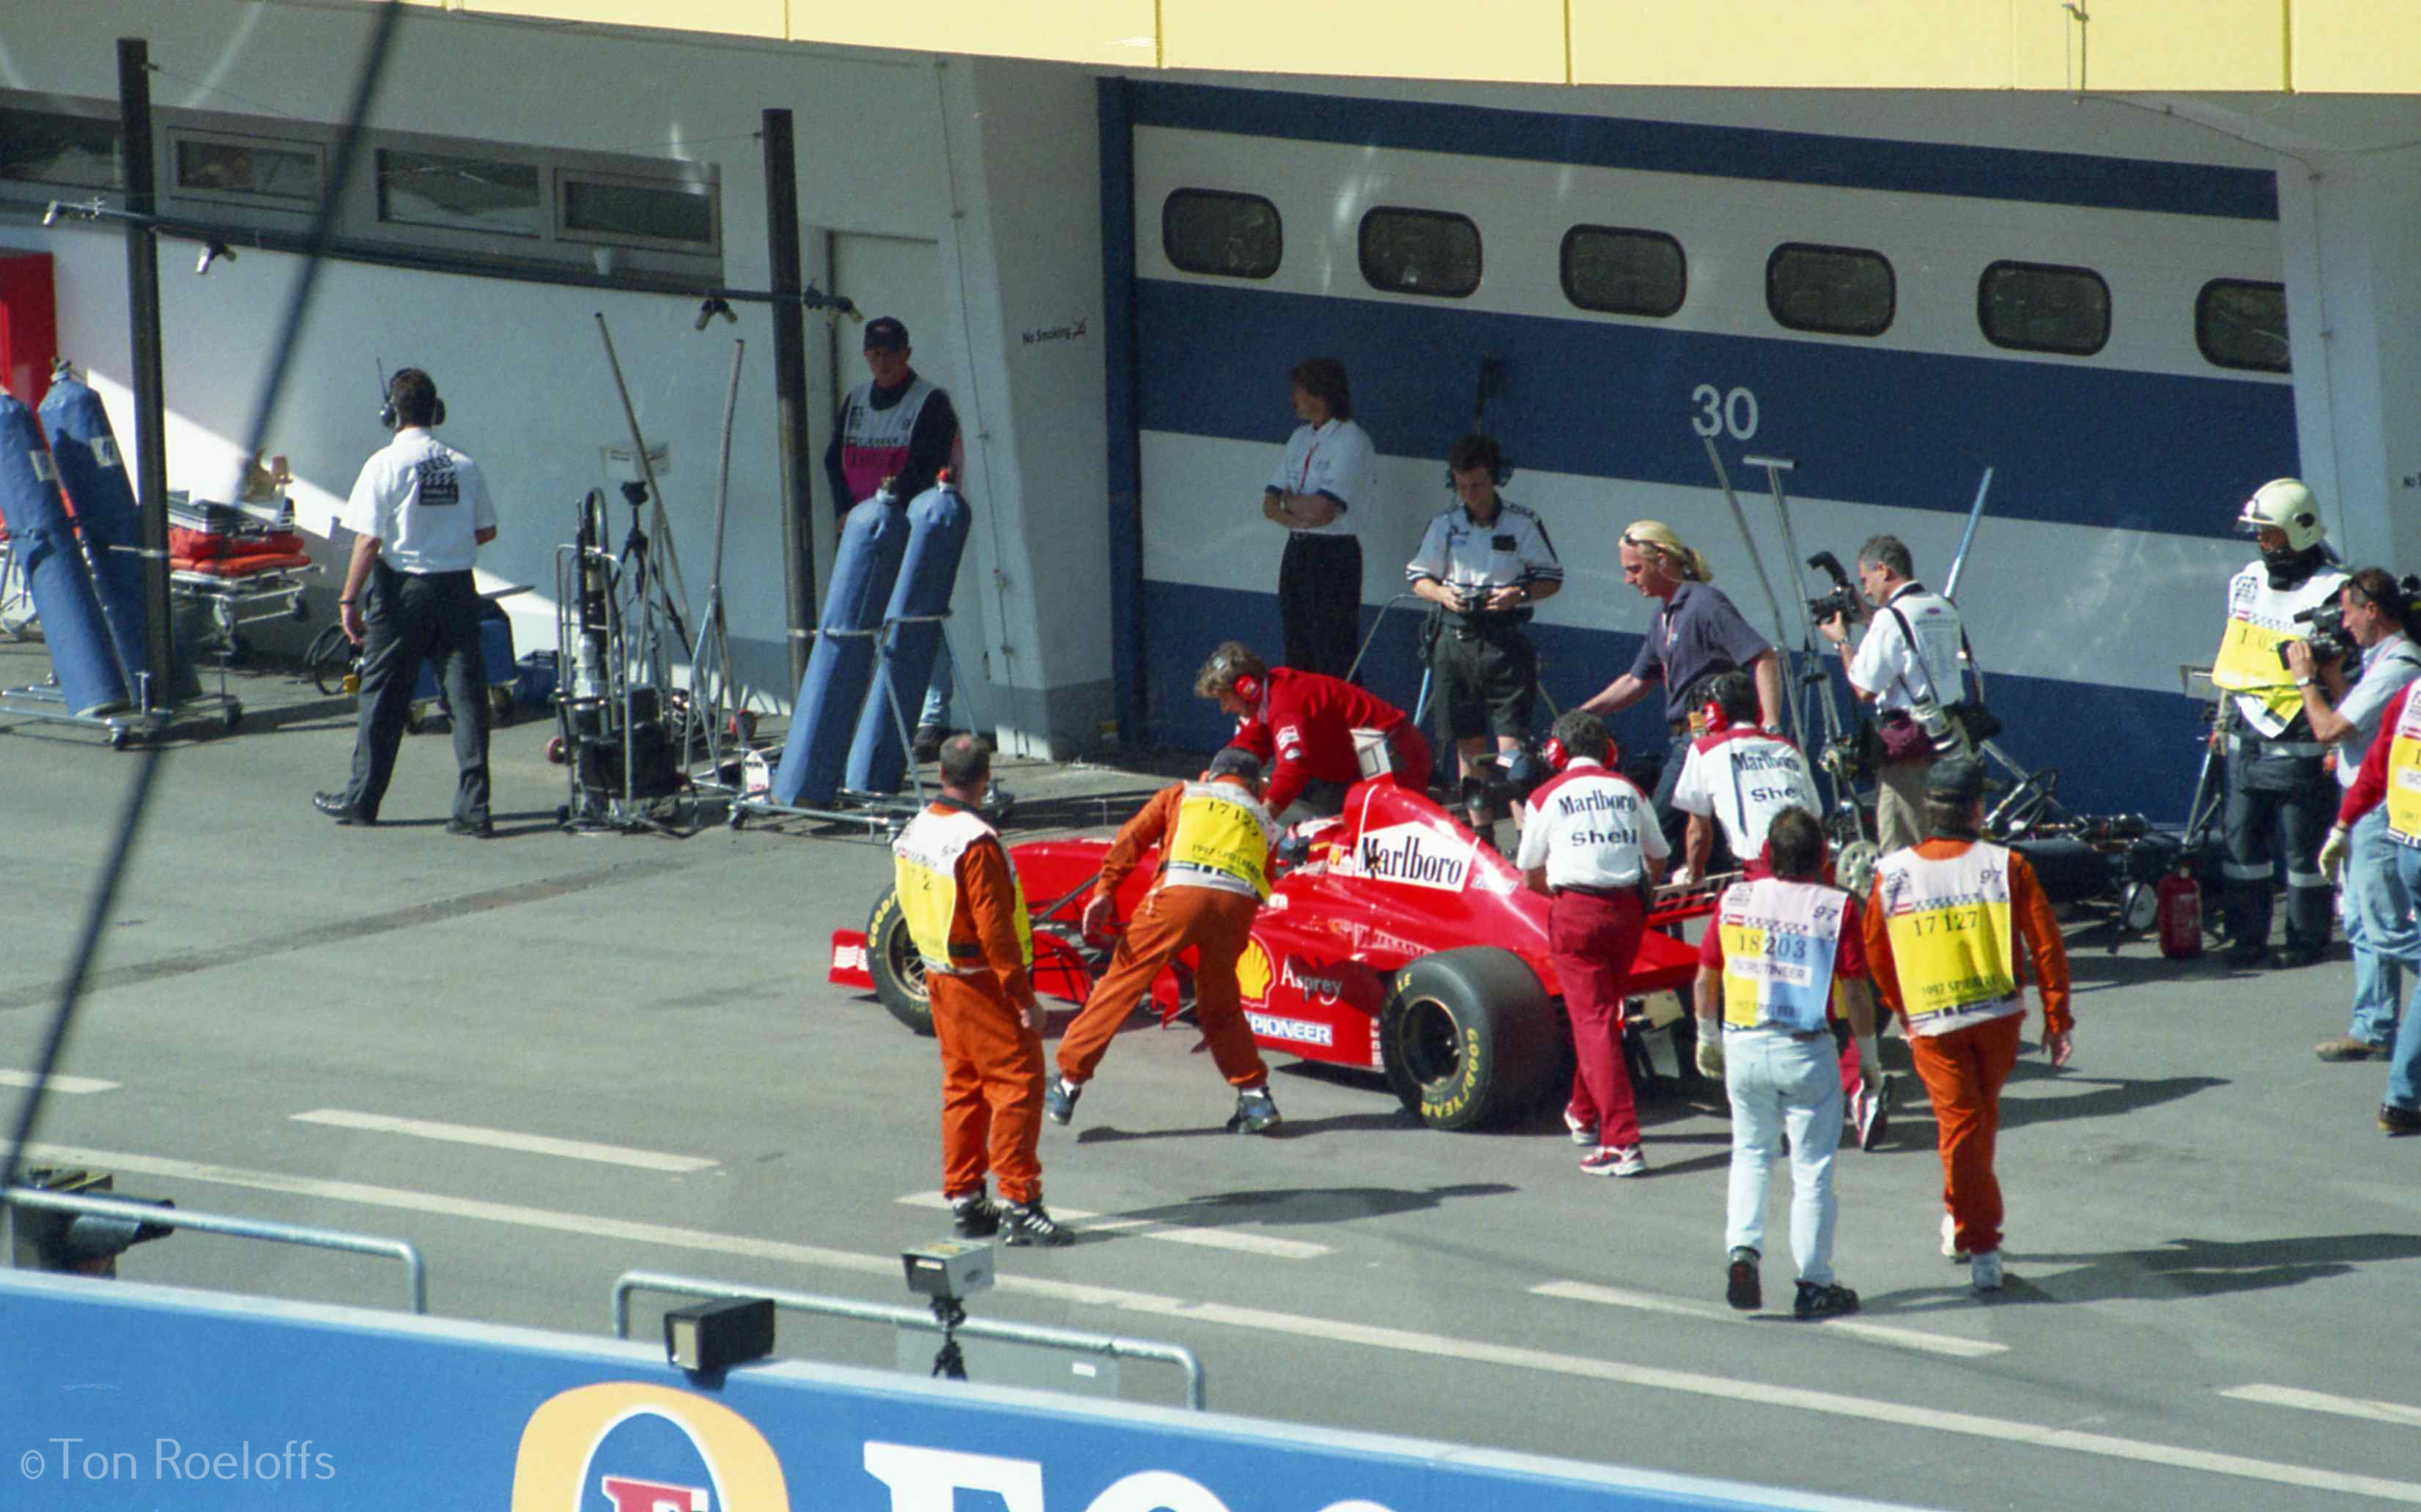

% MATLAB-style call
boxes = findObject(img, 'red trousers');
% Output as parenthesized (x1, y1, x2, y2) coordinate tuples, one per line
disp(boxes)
(1058, 886, 1269, 1090)
(1907, 1012, 2022, 1256)
(931, 973, 1046, 1204)
(1550, 886, 1646, 1149)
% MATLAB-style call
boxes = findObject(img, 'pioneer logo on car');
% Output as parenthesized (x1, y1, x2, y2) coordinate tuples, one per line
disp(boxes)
(1338, 822, 1471, 892)
(1246, 1011, 1334, 1046)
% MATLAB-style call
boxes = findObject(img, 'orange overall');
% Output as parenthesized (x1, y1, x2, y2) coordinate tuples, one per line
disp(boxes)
(1057, 777, 1274, 1091)
(899, 802, 1047, 1205)
(1863, 837, 2071, 1258)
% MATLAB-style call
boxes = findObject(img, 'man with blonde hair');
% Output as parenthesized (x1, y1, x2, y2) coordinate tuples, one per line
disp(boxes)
(1581, 521, 1786, 848)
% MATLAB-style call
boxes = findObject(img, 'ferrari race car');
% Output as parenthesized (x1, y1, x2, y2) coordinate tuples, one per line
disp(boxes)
(830, 779, 1718, 1130)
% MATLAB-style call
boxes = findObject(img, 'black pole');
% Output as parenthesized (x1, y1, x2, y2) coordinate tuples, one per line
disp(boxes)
(762, 108, 816, 691)
(117, 38, 174, 711)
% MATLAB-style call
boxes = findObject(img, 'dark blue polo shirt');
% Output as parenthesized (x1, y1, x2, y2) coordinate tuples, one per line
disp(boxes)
(1625, 582, 1773, 722)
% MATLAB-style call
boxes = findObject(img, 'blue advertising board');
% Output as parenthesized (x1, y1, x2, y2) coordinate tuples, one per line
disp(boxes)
(0, 1270, 1914, 1512)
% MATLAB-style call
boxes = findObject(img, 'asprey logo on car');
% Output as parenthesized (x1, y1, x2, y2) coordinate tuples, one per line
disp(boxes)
(1246, 1011, 1335, 1046)
(1333, 822, 1472, 892)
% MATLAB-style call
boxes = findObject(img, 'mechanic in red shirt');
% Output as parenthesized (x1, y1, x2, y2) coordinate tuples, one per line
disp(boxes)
(2319, 677, 2421, 1133)
(1195, 642, 1432, 824)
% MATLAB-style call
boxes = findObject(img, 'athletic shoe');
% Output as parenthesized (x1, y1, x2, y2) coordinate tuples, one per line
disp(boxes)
(1581, 1144, 1646, 1177)
(1726, 1247, 1762, 1311)
(2276, 942, 2329, 968)
(1001, 1198, 1074, 1247)
(1044, 1077, 1082, 1126)
(1941, 1212, 1969, 1263)
(1562, 1106, 1598, 1146)
(950, 1192, 1000, 1239)
(2316, 1037, 2387, 1062)
(312, 791, 374, 826)
(1793, 1281, 1860, 1319)
(2381, 1103, 2421, 1136)
(912, 724, 946, 763)
(1970, 1250, 2004, 1292)
(1853, 1082, 1890, 1151)
(2222, 939, 2269, 969)
(444, 816, 494, 838)
(1227, 1086, 1282, 1135)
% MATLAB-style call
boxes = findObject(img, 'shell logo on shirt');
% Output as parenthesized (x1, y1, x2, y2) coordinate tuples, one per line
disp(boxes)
(1237, 937, 1275, 1004)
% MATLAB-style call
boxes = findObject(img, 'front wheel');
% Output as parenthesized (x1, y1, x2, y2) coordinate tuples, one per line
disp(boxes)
(1379, 946, 1559, 1131)
(868, 886, 933, 1035)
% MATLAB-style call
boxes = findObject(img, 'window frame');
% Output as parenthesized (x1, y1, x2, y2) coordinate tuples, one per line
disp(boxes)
(1559, 223, 1687, 319)
(1764, 240, 1896, 338)
(165, 125, 326, 213)
(1159, 187, 1283, 281)
(2195, 278, 2291, 374)
(1357, 204, 1483, 300)
(553, 164, 721, 256)
(1975, 259, 2111, 357)
(0, 100, 122, 193)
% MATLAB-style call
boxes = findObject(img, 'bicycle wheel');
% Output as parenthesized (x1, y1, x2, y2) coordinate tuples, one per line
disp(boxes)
(307, 623, 358, 696)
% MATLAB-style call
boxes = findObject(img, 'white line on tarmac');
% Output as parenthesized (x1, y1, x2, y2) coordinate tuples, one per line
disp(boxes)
(0, 1070, 119, 1094)
(2221, 1385, 2421, 1429)
(1531, 1279, 2009, 1359)
(289, 1109, 719, 1173)
(897, 1191, 1329, 1259)
(27, 1141, 2421, 1506)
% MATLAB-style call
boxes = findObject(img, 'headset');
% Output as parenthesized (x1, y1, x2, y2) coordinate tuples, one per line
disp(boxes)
(1701, 697, 1730, 733)
(1444, 432, 1514, 492)
(1230, 669, 1263, 706)
(377, 368, 446, 431)
(1540, 730, 1616, 774)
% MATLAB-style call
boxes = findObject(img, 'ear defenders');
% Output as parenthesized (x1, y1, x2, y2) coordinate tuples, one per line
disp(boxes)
(1542, 732, 1616, 773)
(1701, 698, 1729, 733)
(378, 374, 446, 431)
(1230, 670, 1263, 706)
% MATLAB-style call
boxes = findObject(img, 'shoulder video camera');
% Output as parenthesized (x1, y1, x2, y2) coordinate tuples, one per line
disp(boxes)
(1806, 551, 1861, 626)
(2283, 601, 2356, 667)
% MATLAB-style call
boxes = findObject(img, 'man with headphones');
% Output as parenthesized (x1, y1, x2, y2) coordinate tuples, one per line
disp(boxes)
(1667, 668, 1822, 886)
(1516, 709, 1667, 1177)
(315, 368, 498, 835)
(1406, 432, 1561, 809)
(1197, 642, 1430, 826)
(2211, 479, 2350, 968)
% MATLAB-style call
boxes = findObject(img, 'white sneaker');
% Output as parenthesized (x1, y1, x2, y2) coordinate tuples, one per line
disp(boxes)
(1970, 1250, 2004, 1292)
(1941, 1212, 1969, 1263)
(1562, 1106, 1597, 1146)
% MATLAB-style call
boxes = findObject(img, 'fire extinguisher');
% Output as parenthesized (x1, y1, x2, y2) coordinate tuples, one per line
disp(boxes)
(2157, 867, 2203, 960)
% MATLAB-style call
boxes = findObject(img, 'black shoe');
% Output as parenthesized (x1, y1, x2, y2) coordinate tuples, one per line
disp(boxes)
(445, 817, 494, 838)
(1726, 1247, 1762, 1311)
(1794, 1281, 1860, 1319)
(2276, 941, 2328, 968)
(313, 791, 374, 826)
(950, 1192, 1001, 1238)
(2381, 1103, 2421, 1136)
(912, 724, 946, 763)
(1225, 1086, 1282, 1134)
(2222, 939, 2269, 969)
(1044, 1077, 1082, 1126)
(1001, 1198, 1074, 1246)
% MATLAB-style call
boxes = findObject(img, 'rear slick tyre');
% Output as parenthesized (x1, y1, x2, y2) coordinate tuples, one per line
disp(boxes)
(1380, 946, 1557, 1131)
(868, 886, 934, 1036)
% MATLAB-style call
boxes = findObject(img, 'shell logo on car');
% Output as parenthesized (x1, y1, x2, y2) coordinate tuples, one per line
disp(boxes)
(1237, 937, 1274, 1004)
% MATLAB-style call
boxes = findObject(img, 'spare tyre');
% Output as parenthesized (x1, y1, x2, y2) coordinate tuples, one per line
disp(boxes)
(1379, 946, 1559, 1130)
(867, 887, 934, 1035)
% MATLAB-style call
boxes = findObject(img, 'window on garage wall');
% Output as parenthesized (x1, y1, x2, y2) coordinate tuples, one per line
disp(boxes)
(170, 128, 325, 210)
(2197, 279, 2290, 374)
(558, 168, 718, 253)
(377, 149, 544, 238)
(1561, 225, 1685, 318)
(1162, 189, 1281, 279)
(1767, 242, 1894, 337)
(0, 105, 121, 190)
(1360, 207, 1481, 299)
(1978, 261, 2110, 356)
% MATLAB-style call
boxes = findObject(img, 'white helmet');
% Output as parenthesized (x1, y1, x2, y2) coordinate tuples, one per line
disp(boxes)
(2239, 478, 2325, 552)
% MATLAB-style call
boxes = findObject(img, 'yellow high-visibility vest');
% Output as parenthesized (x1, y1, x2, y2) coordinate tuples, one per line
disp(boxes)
(1164, 780, 1280, 900)
(1877, 842, 2018, 1018)
(2211, 563, 2345, 737)
(1717, 876, 1849, 1031)
(892, 807, 1032, 976)
(2386, 694, 2421, 844)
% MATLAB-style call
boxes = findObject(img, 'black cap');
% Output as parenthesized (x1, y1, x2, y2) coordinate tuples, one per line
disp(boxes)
(862, 316, 909, 351)
(1208, 746, 1261, 782)
(1926, 754, 1985, 805)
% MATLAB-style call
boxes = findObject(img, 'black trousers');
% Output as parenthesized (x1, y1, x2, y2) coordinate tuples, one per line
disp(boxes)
(1279, 533, 1363, 680)
(2221, 742, 2333, 952)
(344, 562, 490, 825)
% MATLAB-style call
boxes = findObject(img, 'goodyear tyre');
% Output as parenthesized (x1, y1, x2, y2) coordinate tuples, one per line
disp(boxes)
(868, 886, 934, 1036)
(1379, 946, 1558, 1131)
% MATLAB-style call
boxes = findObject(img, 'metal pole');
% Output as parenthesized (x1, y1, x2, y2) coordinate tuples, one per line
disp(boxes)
(1699, 436, 1802, 748)
(762, 108, 816, 691)
(117, 39, 173, 711)
(4, 1187, 427, 1313)
(1942, 466, 1995, 603)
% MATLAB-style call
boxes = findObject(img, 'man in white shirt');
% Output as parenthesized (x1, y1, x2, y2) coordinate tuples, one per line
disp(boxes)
(1517, 710, 1668, 1176)
(1669, 669, 1822, 883)
(1262, 357, 1374, 679)
(1818, 535, 1969, 854)
(315, 368, 499, 835)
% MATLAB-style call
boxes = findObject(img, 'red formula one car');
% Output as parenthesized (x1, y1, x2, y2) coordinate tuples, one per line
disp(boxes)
(831, 780, 1715, 1130)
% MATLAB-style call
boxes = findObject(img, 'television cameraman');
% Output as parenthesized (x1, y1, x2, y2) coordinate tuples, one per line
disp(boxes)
(2288, 568, 2421, 1060)
(1816, 535, 1968, 855)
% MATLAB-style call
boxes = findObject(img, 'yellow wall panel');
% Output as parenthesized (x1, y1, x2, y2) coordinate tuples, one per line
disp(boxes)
(1162, 0, 1568, 84)
(2049, 0, 2283, 92)
(786, 0, 1160, 65)
(2294, 0, 2421, 92)
(1574, 1, 2017, 89)
(457, 0, 788, 40)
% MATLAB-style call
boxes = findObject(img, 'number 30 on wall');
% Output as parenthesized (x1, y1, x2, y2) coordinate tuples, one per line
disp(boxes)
(1689, 385, 1759, 441)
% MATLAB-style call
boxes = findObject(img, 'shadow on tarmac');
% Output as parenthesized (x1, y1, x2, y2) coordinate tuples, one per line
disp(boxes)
(1869, 1231, 2421, 1311)
(1092, 1182, 1520, 1231)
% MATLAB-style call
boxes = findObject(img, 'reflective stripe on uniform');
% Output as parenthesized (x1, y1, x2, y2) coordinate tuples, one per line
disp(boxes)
(2223, 861, 2276, 882)
(892, 806, 1032, 976)
(2285, 869, 2330, 890)
(1164, 780, 1280, 900)
(2211, 565, 2346, 738)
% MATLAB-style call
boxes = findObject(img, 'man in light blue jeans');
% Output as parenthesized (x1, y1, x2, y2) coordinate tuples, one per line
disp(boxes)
(1693, 809, 1882, 1318)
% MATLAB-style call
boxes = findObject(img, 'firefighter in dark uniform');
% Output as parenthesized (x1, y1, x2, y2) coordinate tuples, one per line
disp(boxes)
(315, 368, 497, 835)
(1407, 432, 1561, 812)
(2212, 479, 2349, 968)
